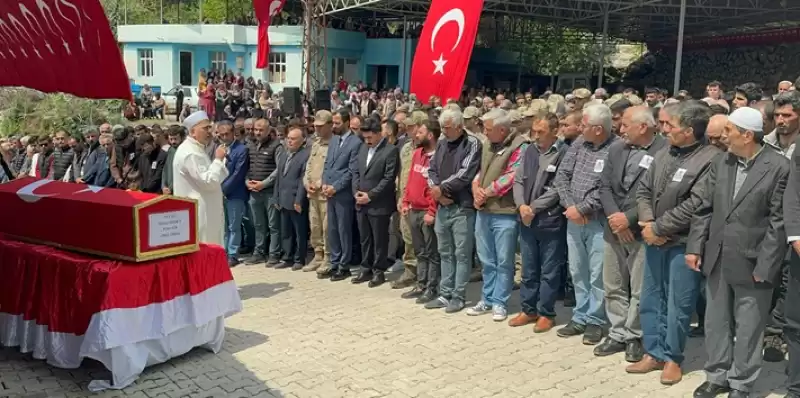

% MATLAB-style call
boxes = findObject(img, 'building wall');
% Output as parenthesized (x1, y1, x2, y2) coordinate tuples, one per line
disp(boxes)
(118, 24, 529, 94)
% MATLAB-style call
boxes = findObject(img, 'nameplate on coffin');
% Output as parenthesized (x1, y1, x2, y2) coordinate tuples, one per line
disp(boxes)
(0, 178, 199, 262)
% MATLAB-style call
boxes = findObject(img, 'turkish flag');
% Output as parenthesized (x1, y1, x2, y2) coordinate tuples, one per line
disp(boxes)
(409, 0, 484, 104)
(0, 0, 131, 101)
(254, 0, 286, 69)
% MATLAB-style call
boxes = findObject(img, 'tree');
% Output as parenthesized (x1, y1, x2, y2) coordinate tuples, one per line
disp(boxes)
(490, 19, 622, 77)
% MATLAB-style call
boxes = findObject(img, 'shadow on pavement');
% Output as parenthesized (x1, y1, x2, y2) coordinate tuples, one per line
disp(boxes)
(238, 282, 293, 300)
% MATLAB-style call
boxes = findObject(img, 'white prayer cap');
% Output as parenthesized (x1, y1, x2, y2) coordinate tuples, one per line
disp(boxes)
(183, 110, 209, 131)
(728, 107, 763, 133)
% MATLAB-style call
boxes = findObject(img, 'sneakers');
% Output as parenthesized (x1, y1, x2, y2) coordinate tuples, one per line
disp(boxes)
(424, 296, 450, 309)
(466, 301, 492, 316)
(492, 306, 508, 322)
(556, 320, 586, 337)
(445, 298, 465, 313)
(583, 324, 603, 345)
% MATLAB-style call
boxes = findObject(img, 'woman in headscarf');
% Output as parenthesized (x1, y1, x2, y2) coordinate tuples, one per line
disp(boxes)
(198, 81, 216, 121)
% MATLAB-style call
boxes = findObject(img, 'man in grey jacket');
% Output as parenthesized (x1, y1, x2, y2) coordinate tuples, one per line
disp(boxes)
(596, 106, 666, 362)
(629, 101, 721, 385)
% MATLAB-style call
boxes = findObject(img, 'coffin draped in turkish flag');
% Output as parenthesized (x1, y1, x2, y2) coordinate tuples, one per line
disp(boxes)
(0, 178, 199, 261)
(254, 0, 286, 69)
(0, 0, 131, 101)
(409, 0, 484, 104)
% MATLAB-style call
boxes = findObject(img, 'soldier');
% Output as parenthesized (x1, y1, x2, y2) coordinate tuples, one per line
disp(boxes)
(302, 110, 333, 272)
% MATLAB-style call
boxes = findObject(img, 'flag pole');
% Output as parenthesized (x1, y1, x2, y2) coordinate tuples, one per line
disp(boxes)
(199, 0, 203, 24)
(159, 0, 163, 23)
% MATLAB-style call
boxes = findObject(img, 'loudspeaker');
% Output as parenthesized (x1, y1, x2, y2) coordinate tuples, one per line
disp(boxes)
(281, 87, 302, 116)
(314, 89, 331, 111)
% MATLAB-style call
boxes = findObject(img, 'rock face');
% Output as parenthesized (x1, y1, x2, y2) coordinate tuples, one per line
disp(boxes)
(625, 44, 798, 96)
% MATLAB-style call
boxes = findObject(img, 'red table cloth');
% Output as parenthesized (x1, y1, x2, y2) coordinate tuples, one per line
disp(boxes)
(0, 237, 242, 390)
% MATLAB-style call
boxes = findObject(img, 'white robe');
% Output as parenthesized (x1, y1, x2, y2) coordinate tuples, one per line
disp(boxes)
(172, 137, 229, 246)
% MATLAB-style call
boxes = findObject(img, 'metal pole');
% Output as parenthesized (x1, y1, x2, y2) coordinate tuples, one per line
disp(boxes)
(400, 16, 407, 90)
(516, 49, 522, 91)
(225, 0, 229, 23)
(199, 0, 203, 24)
(123, 0, 127, 24)
(159, 0, 163, 23)
(597, 10, 609, 89)
(673, 0, 687, 95)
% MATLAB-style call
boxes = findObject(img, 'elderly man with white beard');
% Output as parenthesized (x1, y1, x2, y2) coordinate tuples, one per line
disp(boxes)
(172, 111, 230, 245)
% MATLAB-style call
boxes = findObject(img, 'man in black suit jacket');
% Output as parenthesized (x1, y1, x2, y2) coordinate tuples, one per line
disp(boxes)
(687, 107, 788, 398)
(273, 126, 311, 270)
(352, 118, 400, 287)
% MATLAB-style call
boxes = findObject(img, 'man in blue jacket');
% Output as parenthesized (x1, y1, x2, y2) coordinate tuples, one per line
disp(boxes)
(219, 120, 251, 267)
(319, 109, 363, 281)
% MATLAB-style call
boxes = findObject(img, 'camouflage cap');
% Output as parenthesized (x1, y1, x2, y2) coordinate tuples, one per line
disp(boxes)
(463, 106, 481, 119)
(313, 110, 333, 126)
(573, 88, 592, 100)
(523, 99, 548, 118)
(403, 110, 429, 126)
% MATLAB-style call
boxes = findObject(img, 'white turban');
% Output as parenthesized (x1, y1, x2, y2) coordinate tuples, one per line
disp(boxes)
(183, 110, 209, 131)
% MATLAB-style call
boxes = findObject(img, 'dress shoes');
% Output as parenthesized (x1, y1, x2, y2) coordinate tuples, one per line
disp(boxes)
(533, 317, 555, 333)
(352, 270, 373, 284)
(274, 261, 293, 269)
(415, 289, 437, 304)
(508, 312, 539, 327)
(330, 269, 352, 281)
(692, 382, 730, 398)
(368, 271, 385, 288)
(291, 263, 304, 271)
(625, 354, 664, 374)
(593, 337, 626, 357)
(660, 361, 683, 385)
(728, 390, 749, 398)
(401, 286, 425, 299)
(625, 340, 644, 363)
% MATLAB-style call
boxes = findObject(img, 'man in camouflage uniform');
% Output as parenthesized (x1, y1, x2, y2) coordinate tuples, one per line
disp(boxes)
(303, 110, 333, 272)
(391, 110, 428, 289)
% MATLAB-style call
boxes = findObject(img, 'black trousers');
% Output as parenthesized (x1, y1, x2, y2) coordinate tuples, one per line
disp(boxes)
(785, 250, 800, 395)
(767, 258, 790, 335)
(357, 210, 391, 272)
(280, 207, 309, 265)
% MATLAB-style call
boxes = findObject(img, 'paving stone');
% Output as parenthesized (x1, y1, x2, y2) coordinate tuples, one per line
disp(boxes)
(0, 265, 790, 397)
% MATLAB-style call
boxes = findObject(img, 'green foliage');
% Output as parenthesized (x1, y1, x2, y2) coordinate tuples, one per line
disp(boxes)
(493, 20, 620, 76)
(0, 89, 125, 137)
(100, 0, 256, 26)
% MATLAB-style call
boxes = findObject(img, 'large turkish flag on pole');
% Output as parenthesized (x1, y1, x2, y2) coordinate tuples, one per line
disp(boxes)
(254, 0, 285, 69)
(0, 0, 132, 101)
(409, 0, 484, 104)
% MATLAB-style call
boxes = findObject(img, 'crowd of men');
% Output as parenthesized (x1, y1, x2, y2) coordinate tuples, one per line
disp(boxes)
(5, 77, 800, 398)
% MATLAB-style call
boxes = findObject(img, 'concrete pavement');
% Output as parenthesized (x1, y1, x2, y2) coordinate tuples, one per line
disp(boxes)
(0, 265, 789, 397)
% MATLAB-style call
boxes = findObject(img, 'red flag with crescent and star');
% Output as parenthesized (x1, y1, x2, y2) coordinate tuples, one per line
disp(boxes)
(254, 0, 285, 69)
(410, 0, 484, 104)
(0, 0, 131, 101)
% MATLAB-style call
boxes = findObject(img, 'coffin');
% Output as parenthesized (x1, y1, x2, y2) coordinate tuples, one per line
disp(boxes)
(0, 178, 198, 262)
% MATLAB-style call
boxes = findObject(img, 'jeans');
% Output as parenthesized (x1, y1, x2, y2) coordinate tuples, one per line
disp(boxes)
(223, 198, 246, 258)
(641, 244, 702, 364)
(519, 224, 567, 318)
(566, 219, 607, 326)
(435, 205, 475, 301)
(248, 190, 281, 259)
(475, 212, 519, 308)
